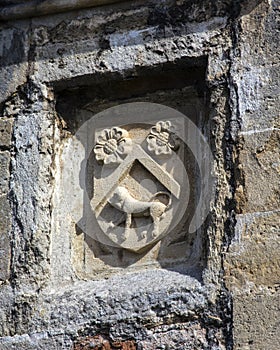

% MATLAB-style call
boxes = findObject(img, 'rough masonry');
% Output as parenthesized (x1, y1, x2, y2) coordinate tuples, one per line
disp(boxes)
(0, 0, 279, 349)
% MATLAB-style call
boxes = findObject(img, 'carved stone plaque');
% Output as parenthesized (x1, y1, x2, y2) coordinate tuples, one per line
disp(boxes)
(61, 101, 212, 269)
(91, 120, 188, 252)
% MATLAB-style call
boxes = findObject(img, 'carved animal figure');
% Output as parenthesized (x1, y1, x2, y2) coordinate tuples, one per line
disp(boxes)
(108, 186, 171, 240)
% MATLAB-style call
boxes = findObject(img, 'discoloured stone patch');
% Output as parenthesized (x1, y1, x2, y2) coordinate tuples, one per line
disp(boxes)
(0, 118, 13, 148)
(224, 211, 280, 291)
(0, 151, 10, 195)
(236, 129, 280, 213)
(233, 290, 280, 350)
(0, 194, 11, 281)
(73, 335, 136, 350)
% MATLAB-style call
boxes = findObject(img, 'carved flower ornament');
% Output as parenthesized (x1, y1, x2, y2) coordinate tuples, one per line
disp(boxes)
(94, 127, 132, 165)
(146, 121, 179, 155)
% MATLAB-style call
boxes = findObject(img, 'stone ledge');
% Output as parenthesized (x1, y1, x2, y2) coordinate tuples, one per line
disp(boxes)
(0, 270, 226, 348)
(4, 270, 221, 339)
(0, 0, 128, 21)
(39, 270, 208, 332)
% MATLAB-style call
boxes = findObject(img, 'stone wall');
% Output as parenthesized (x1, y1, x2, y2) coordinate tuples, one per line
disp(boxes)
(223, 1, 280, 348)
(0, 0, 279, 349)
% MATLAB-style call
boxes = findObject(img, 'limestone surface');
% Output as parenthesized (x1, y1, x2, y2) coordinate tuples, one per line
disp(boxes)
(0, 0, 279, 349)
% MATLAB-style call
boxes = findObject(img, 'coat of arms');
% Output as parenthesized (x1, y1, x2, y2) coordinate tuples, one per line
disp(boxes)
(91, 121, 188, 252)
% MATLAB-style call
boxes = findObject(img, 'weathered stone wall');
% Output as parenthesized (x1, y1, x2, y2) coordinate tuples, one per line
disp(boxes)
(0, 0, 279, 349)
(224, 1, 280, 348)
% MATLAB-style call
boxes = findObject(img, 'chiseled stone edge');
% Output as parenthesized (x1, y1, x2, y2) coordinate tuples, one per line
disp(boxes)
(0, 0, 128, 21)
(0, 270, 220, 348)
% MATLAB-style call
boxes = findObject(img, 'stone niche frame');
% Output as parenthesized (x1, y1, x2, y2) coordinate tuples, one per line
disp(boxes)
(53, 57, 213, 281)
(0, 2, 239, 347)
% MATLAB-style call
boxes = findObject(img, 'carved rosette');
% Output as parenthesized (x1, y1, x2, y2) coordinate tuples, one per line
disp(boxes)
(146, 121, 179, 156)
(94, 127, 132, 165)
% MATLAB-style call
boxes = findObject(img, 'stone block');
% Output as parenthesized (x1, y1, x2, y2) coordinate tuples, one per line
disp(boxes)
(236, 129, 280, 213)
(0, 195, 11, 281)
(236, 0, 280, 132)
(233, 290, 280, 350)
(0, 118, 13, 148)
(0, 151, 10, 195)
(0, 333, 72, 350)
(224, 211, 280, 290)
(0, 285, 14, 337)
(0, 26, 29, 103)
(139, 324, 211, 350)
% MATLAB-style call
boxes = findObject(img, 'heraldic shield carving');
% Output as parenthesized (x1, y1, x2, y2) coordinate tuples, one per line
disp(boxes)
(61, 103, 213, 256)
(90, 119, 189, 252)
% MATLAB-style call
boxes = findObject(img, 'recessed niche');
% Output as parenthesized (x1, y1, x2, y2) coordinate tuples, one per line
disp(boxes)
(53, 57, 211, 281)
